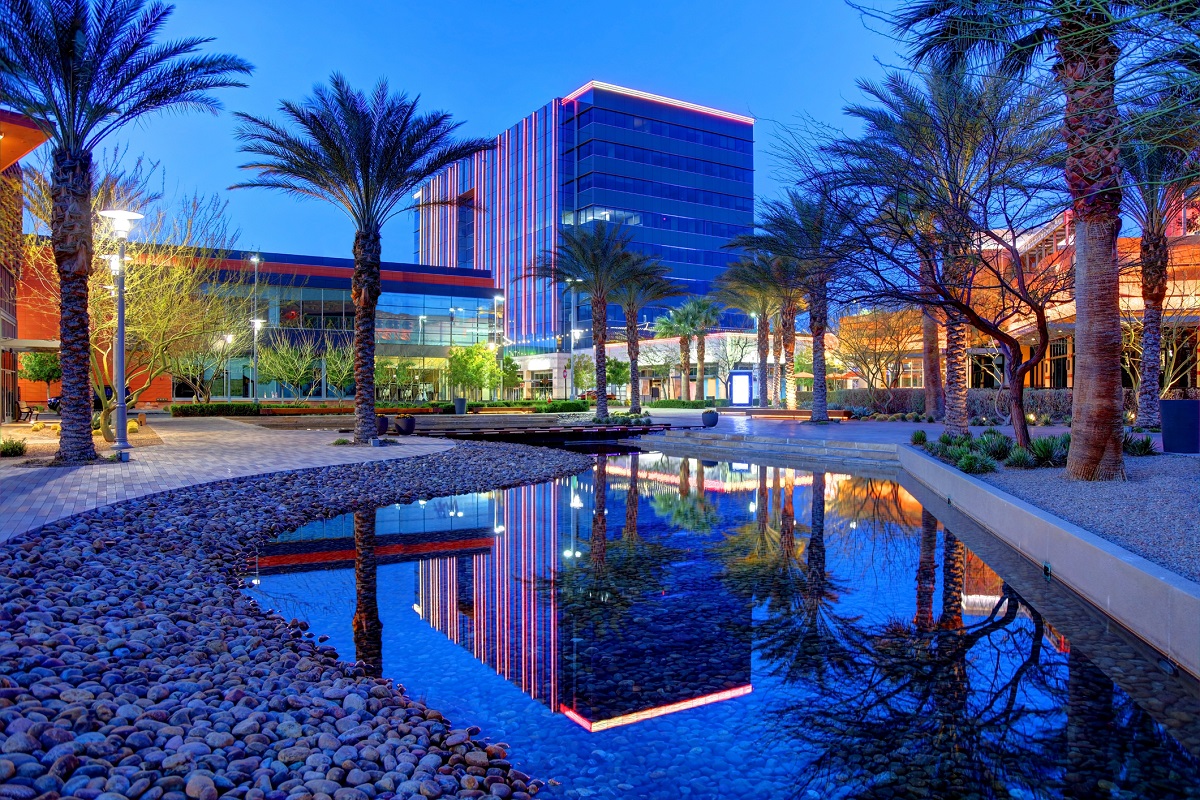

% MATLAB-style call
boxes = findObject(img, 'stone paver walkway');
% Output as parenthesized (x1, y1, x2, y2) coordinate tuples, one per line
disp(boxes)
(0, 416, 450, 542)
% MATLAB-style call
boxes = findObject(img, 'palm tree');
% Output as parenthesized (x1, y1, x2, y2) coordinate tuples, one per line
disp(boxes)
(1119, 92, 1200, 428)
(680, 297, 722, 402)
(531, 222, 636, 419)
(234, 75, 491, 443)
(610, 257, 682, 414)
(894, 2, 1200, 477)
(654, 305, 697, 402)
(715, 255, 780, 408)
(352, 510, 382, 677)
(733, 190, 851, 416)
(0, 0, 251, 462)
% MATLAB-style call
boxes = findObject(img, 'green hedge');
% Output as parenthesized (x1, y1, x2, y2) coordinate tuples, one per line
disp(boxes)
(169, 402, 261, 417)
(533, 400, 589, 413)
(647, 399, 731, 409)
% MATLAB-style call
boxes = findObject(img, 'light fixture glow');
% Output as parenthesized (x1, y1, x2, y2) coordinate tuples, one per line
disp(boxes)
(562, 81, 754, 124)
(559, 685, 753, 732)
(98, 208, 144, 239)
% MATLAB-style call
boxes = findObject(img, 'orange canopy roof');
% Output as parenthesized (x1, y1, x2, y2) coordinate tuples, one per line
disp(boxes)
(0, 110, 49, 171)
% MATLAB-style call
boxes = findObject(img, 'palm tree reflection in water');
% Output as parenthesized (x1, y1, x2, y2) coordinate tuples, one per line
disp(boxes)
(352, 511, 383, 677)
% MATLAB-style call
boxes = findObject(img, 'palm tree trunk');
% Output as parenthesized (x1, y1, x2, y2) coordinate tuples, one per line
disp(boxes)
(782, 303, 797, 411)
(810, 288, 829, 422)
(51, 149, 98, 463)
(914, 510, 937, 633)
(352, 510, 383, 677)
(696, 333, 706, 402)
(922, 310, 944, 420)
(771, 319, 782, 406)
(806, 470, 826, 593)
(679, 336, 691, 402)
(593, 297, 609, 418)
(1137, 229, 1168, 428)
(1058, 31, 1125, 481)
(679, 457, 691, 498)
(757, 315, 769, 408)
(352, 228, 381, 444)
(943, 314, 969, 436)
(626, 317, 642, 414)
(781, 470, 796, 559)
(938, 529, 964, 631)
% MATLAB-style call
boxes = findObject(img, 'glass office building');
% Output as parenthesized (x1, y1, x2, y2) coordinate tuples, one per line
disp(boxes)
(415, 82, 754, 395)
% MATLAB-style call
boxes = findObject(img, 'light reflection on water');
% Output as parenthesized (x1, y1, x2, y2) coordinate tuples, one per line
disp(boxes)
(249, 451, 1200, 800)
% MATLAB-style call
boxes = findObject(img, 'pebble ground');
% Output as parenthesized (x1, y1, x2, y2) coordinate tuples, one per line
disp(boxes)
(0, 442, 592, 800)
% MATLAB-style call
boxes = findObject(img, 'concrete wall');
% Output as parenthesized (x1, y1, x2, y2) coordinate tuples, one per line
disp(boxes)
(898, 445, 1200, 679)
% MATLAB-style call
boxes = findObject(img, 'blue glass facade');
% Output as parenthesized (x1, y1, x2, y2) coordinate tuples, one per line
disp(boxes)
(417, 82, 754, 358)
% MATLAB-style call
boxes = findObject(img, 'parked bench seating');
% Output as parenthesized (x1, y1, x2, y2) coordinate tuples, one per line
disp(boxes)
(740, 408, 852, 421)
(474, 406, 536, 414)
(17, 403, 39, 423)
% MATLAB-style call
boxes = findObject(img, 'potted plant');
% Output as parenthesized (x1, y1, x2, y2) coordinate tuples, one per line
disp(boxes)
(394, 414, 416, 435)
(453, 397, 468, 415)
(701, 407, 719, 428)
(1161, 398, 1199, 453)
(376, 414, 389, 436)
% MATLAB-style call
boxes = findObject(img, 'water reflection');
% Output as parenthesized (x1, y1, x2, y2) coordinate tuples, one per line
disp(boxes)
(250, 452, 1200, 799)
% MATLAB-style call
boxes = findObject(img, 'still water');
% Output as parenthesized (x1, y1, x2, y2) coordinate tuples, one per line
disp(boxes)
(248, 451, 1200, 799)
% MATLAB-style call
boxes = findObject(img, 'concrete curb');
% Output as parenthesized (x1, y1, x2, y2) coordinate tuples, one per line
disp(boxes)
(898, 445, 1200, 679)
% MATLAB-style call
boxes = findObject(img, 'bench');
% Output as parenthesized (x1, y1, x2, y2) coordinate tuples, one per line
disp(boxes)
(740, 408, 852, 421)
(473, 406, 536, 414)
(17, 403, 39, 423)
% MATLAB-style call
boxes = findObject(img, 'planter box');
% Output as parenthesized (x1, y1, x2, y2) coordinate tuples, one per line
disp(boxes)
(1161, 399, 1200, 454)
(259, 406, 437, 416)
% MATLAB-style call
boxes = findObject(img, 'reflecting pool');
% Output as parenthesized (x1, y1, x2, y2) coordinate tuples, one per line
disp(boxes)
(248, 451, 1200, 799)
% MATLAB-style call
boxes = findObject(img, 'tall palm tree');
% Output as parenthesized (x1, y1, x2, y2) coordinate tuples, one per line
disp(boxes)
(715, 255, 780, 408)
(680, 297, 722, 402)
(895, 2, 1200, 476)
(610, 257, 682, 414)
(733, 190, 850, 416)
(234, 75, 491, 443)
(1119, 92, 1200, 428)
(0, 0, 251, 462)
(655, 305, 697, 402)
(531, 222, 636, 419)
(352, 510, 382, 677)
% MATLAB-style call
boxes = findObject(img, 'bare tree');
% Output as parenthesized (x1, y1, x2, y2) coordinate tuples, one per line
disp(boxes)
(834, 307, 923, 408)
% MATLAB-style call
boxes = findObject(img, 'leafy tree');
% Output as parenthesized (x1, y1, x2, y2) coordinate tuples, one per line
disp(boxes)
(571, 353, 596, 392)
(530, 222, 639, 418)
(448, 343, 498, 397)
(18, 351, 61, 399)
(610, 256, 681, 413)
(605, 358, 630, 399)
(258, 336, 321, 399)
(715, 255, 780, 408)
(499, 355, 522, 398)
(0, 0, 251, 462)
(234, 75, 491, 443)
(893, 1, 1200, 475)
(323, 336, 355, 399)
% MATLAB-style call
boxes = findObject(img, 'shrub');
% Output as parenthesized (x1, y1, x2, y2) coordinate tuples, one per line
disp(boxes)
(127, 421, 139, 434)
(170, 402, 262, 417)
(533, 400, 589, 413)
(647, 399, 729, 409)
(938, 432, 954, 446)
(1122, 432, 1157, 456)
(29, 422, 45, 432)
(1005, 446, 1036, 469)
(0, 438, 27, 457)
(332, 438, 352, 446)
(924, 442, 946, 460)
(957, 452, 997, 474)
(977, 432, 1013, 461)
(887, 413, 904, 421)
(904, 412, 919, 421)
(1029, 435, 1068, 467)
(911, 430, 927, 446)
(945, 445, 974, 464)
(50, 424, 61, 434)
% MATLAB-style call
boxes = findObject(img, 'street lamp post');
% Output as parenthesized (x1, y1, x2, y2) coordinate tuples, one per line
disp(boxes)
(99, 208, 143, 453)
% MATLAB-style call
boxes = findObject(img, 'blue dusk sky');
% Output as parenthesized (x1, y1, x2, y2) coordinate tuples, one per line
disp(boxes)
(103, 0, 902, 261)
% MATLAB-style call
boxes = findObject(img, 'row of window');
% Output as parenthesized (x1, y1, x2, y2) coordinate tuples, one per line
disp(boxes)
(575, 107, 753, 154)
(576, 172, 754, 212)
(576, 140, 751, 183)
(628, 241, 740, 268)
(569, 206, 751, 239)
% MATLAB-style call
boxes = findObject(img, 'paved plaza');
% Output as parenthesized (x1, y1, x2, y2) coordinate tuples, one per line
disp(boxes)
(0, 415, 450, 542)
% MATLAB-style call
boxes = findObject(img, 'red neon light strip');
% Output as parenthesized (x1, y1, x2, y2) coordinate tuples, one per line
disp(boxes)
(562, 81, 754, 124)
(559, 685, 753, 732)
(257, 538, 493, 568)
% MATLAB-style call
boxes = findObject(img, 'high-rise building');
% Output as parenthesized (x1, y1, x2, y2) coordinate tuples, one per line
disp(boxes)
(415, 81, 754, 398)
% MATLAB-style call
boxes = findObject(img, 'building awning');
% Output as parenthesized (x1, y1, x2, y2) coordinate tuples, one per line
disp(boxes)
(0, 338, 60, 352)
(0, 110, 49, 171)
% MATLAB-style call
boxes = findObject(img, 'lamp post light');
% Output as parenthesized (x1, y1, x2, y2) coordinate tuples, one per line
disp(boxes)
(448, 307, 464, 347)
(99, 208, 143, 453)
(418, 315, 427, 345)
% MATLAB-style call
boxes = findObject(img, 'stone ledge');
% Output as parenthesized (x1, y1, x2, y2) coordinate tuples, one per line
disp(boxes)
(898, 445, 1200, 680)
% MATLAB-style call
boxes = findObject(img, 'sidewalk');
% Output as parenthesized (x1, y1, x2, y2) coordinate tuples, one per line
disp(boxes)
(0, 416, 450, 542)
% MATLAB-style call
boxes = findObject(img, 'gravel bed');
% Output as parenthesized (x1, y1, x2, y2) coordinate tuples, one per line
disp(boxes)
(980, 455, 1200, 583)
(0, 442, 592, 800)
